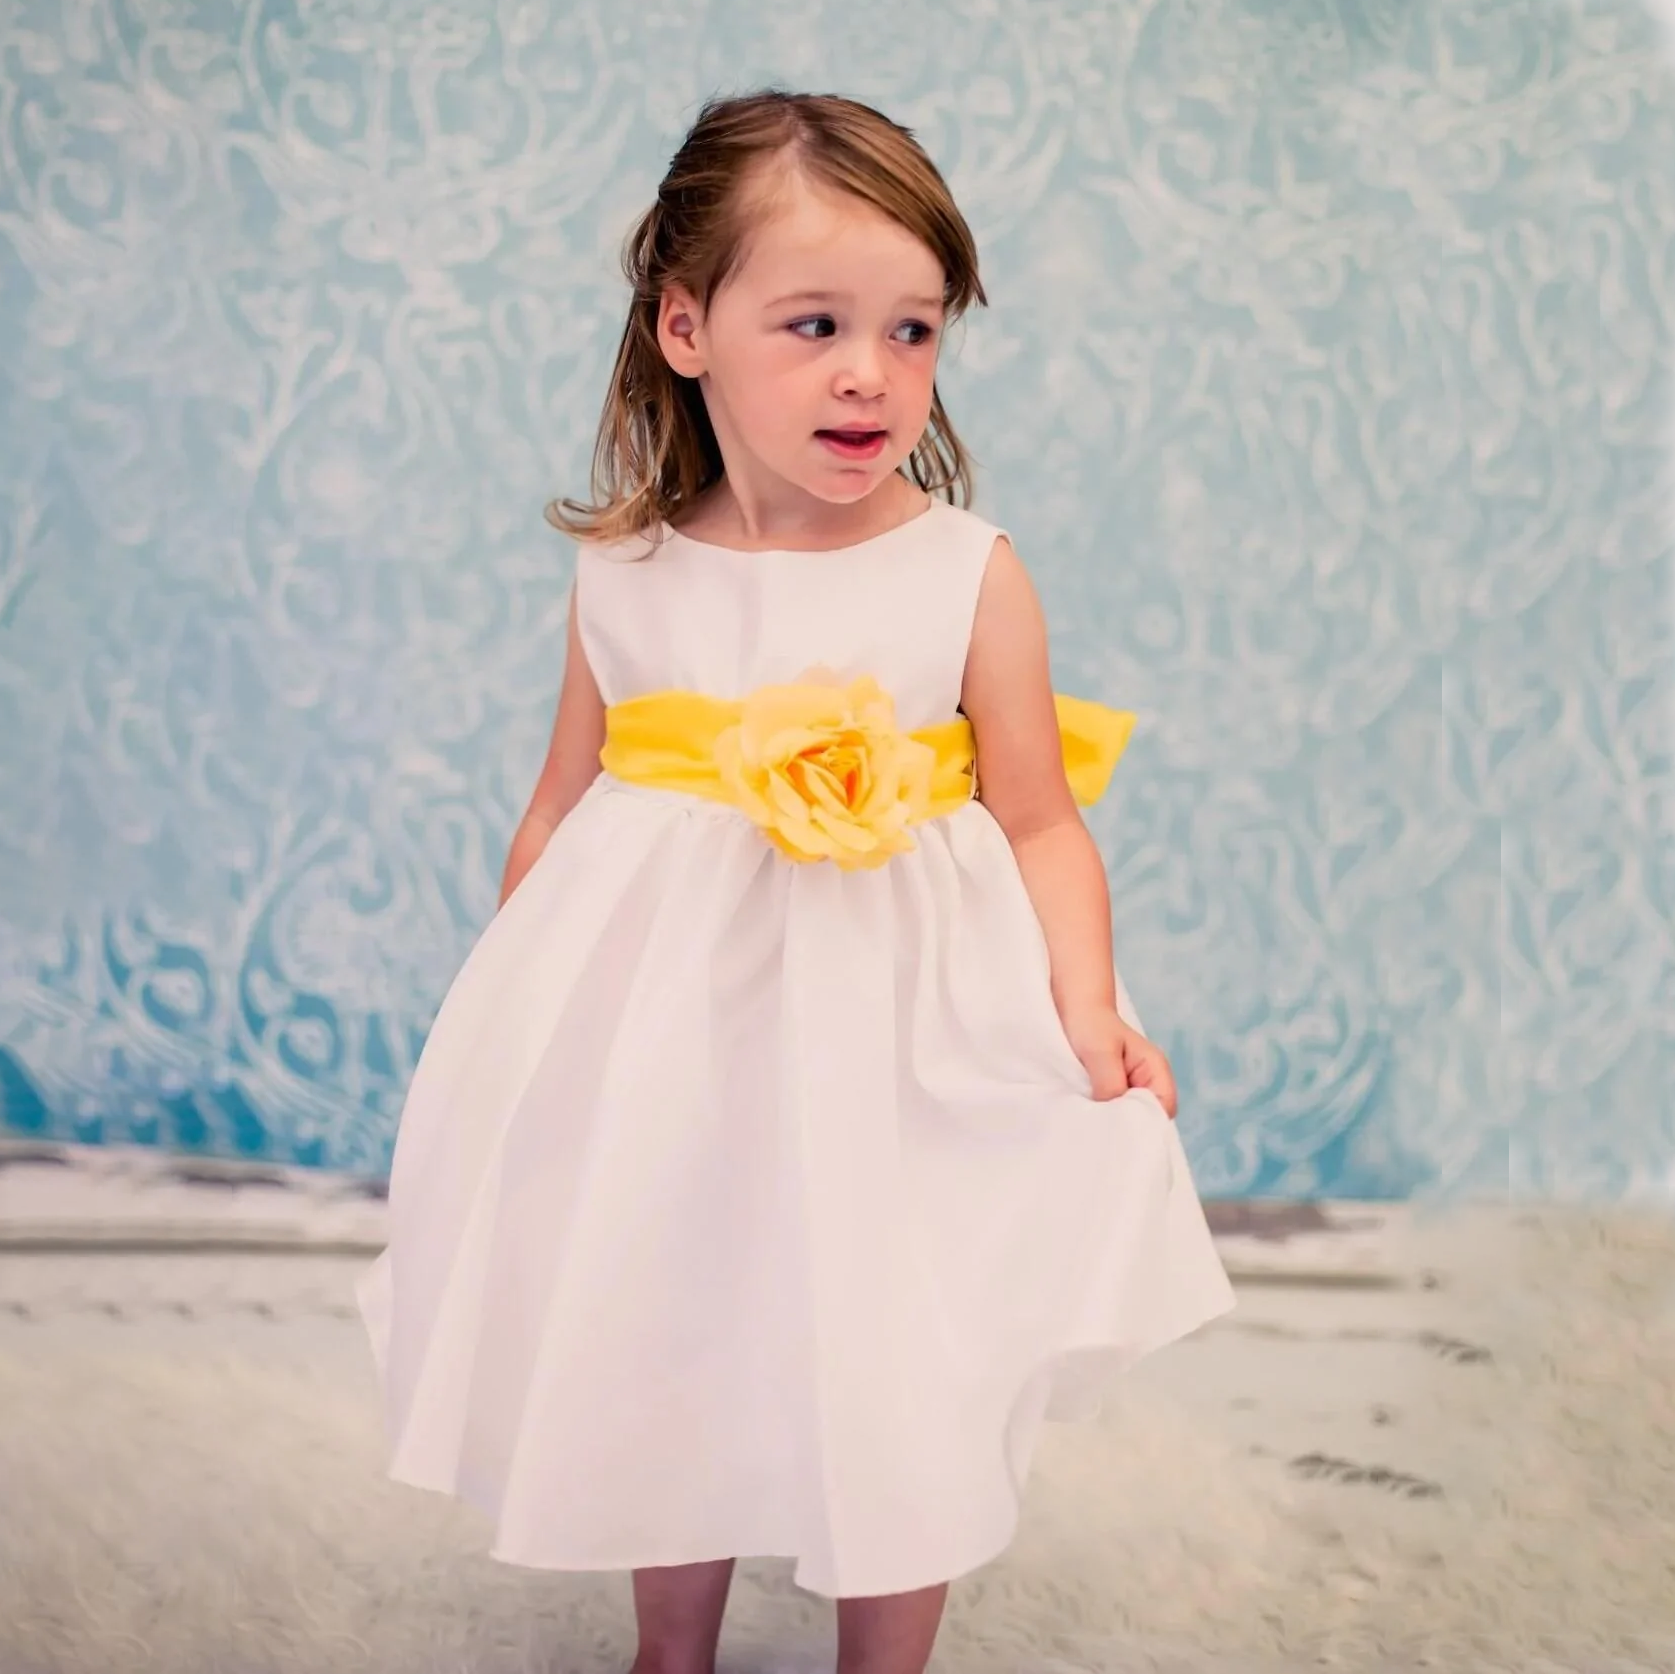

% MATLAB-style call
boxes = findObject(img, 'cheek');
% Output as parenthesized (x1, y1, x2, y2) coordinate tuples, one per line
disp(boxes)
(708, 344, 806, 432)
(899, 353, 940, 414)
(742, 349, 826, 428)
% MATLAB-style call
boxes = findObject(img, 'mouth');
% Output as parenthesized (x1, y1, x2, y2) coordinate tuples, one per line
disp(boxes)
(816, 428, 889, 461)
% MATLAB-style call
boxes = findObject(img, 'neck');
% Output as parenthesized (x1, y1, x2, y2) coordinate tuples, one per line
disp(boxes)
(680, 475, 928, 552)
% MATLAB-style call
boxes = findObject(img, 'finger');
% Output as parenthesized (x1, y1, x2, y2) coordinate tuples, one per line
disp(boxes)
(1085, 1050, 1130, 1102)
(1155, 1068, 1178, 1119)
(1127, 1048, 1178, 1120)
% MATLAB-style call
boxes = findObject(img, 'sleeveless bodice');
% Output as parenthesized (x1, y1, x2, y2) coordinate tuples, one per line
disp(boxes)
(574, 499, 997, 730)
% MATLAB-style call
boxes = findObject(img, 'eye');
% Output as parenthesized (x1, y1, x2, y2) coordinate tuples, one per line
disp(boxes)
(894, 319, 938, 347)
(788, 315, 837, 339)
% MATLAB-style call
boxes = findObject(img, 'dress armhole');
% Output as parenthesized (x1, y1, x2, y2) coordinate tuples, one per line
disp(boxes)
(951, 518, 1010, 711)
(570, 529, 662, 704)
(570, 548, 609, 702)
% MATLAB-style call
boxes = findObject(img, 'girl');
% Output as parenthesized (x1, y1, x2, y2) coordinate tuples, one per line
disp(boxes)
(359, 90, 1233, 1674)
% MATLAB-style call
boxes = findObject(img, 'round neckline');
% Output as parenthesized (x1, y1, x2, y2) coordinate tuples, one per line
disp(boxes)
(662, 497, 942, 558)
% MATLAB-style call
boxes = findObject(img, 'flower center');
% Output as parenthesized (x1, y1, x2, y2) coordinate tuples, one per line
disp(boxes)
(792, 738, 871, 812)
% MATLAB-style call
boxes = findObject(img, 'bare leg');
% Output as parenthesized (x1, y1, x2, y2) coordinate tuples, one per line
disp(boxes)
(628, 1559, 736, 1674)
(835, 1584, 950, 1674)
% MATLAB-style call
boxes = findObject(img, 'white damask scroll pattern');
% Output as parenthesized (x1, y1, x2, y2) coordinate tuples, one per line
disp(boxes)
(0, 1, 1670, 1196)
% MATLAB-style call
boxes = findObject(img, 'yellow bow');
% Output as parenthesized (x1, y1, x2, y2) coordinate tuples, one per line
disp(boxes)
(601, 679, 1133, 869)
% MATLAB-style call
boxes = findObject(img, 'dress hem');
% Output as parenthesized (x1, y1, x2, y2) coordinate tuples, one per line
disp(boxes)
(366, 1280, 1237, 1601)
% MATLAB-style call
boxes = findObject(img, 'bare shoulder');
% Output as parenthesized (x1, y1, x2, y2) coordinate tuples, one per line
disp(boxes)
(983, 530, 1027, 578)
(968, 532, 1049, 662)
(977, 529, 1024, 579)
(960, 530, 1075, 835)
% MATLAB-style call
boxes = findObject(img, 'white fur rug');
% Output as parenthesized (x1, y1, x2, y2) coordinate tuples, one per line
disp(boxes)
(1, 1209, 1671, 1673)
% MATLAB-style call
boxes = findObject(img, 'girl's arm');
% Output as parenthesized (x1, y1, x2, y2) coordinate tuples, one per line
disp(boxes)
(498, 594, 606, 908)
(960, 536, 1176, 1114)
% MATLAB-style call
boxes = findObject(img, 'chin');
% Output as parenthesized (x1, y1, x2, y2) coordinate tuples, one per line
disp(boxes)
(819, 477, 889, 505)
(784, 470, 880, 506)
(806, 457, 915, 506)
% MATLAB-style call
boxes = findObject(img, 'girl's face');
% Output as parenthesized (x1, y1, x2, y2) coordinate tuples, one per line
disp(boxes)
(658, 169, 947, 513)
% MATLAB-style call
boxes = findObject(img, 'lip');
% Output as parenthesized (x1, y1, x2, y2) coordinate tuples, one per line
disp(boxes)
(817, 428, 888, 461)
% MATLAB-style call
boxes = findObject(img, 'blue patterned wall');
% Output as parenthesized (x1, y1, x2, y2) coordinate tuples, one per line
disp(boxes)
(1, 1, 1671, 1199)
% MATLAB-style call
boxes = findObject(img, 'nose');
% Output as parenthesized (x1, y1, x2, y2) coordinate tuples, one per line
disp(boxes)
(835, 340, 887, 400)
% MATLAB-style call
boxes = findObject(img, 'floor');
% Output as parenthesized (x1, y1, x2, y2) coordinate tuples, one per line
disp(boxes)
(1, 1141, 1671, 1673)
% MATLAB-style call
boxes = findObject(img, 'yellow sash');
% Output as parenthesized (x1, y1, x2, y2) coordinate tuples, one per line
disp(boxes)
(600, 679, 1133, 869)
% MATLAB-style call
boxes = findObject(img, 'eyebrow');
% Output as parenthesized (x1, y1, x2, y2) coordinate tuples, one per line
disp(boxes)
(765, 289, 945, 312)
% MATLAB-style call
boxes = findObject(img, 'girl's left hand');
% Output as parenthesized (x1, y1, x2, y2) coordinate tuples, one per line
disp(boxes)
(1062, 1009, 1178, 1117)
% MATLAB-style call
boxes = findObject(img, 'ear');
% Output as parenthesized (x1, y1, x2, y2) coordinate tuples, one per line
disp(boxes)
(656, 285, 706, 377)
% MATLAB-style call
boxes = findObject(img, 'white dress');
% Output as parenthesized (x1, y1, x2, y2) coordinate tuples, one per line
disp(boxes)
(357, 499, 1234, 1599)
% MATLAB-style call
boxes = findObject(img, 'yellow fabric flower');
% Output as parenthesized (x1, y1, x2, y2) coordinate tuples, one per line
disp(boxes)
(600, 679, 1135, 870)
(712, 676, 937, 870)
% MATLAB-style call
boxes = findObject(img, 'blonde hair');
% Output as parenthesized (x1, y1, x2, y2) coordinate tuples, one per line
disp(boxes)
(547, 90, 988, 545)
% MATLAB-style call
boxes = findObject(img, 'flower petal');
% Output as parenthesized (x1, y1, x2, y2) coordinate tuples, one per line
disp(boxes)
(796, 759, 852, 818)
(765, 768, 817, 826)
(808, 806, 880, 853)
